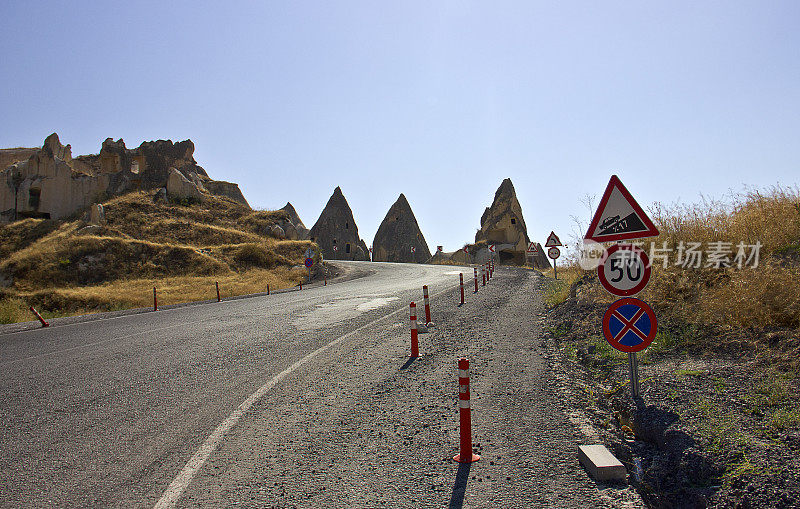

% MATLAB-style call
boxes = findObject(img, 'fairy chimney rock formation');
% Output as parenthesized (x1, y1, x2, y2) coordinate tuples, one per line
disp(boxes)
(372, 194, 431, 263)
(1, 133, 251, 222)
(475, 178, 531, 265)
(308, 187, 369, 261)
(280, 202, 310, 240)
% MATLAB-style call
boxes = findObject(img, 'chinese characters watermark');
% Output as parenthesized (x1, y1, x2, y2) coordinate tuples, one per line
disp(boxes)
(578, 240, 762, 270)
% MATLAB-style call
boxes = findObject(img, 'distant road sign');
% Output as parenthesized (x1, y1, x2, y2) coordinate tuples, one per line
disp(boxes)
(411, 246, 416, 253)
(598, 244, 651, 297)
(488, 244, 496, 253)
(526, 242, 536, 253)
(602, 298, 657, 353)
(333, 245, 338, 252)
(547, 247, 560, 259)
(585, 175, 659, 242)
(304, 257, 314, 268)
(437, 245, 443, 252)
(544, 231, 562, 247)
(304, 248, 314, 258)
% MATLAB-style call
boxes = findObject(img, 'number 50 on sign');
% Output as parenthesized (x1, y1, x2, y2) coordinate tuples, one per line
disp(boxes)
(598, 244, 651, 297)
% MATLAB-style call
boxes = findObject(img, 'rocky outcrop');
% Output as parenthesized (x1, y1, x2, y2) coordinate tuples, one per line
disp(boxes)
(1, 134, 108, 221)
(0, 147, 38, 173)
(166, 168, 205, 202)
(279, 202, 309, 240)
(475, 178, 530, 265)
(308, 187, 369, 261)
(204, 180, 249, 207)
(372, 194, 431, 263)
(1, 133, 251, 223)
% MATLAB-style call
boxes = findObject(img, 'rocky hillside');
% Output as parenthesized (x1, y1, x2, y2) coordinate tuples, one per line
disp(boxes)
(0, 190, 318, 321)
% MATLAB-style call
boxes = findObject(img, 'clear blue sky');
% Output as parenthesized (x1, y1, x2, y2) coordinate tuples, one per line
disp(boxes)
(2, 1, 798, 252)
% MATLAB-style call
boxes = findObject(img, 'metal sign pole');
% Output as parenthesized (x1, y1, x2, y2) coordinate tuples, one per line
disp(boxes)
(628, 352, 640, 398)
(554, 258, 557, 280)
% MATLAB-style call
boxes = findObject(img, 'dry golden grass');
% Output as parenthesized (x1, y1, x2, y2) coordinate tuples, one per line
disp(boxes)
(570, 185, 800, 330)
(0, 191, 318, 323)
(649, 185, 800, 253)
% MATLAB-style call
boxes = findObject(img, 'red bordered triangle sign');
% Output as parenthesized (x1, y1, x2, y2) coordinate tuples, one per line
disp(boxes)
(585, 175, 659, 242)
(544, 231, 562, 247)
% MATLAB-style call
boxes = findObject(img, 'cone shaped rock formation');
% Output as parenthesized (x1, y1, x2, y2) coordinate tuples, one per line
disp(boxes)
(308, 187, 369, 261)
(372, 193, 431, 263)
(475, 178, 531, 265)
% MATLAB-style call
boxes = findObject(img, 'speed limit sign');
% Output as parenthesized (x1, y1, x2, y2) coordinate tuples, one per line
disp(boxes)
(598, 244, 651, 297)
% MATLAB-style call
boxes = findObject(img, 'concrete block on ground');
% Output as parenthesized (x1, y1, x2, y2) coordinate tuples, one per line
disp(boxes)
(578, 444, 627, 482)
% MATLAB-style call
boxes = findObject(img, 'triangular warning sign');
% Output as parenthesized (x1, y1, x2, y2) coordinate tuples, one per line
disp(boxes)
(544, 231, 562, 247)
(585, 175, 659, 242)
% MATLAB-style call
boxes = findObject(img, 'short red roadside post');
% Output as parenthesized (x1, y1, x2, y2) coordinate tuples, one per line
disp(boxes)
(423, 285, 432, 325)
(459, 273, 465, 305)
(409, 302, 419, 358)
(454, 358, 480, 463)
(153, 287, 158, 311)
(474, 268, 479, 293)
(482, 267, 486, 287)
(267, 284, 270, 295)
(216, 281, 221, 302)
(29, 306, 49, 327)
(299, 281, 302, 291)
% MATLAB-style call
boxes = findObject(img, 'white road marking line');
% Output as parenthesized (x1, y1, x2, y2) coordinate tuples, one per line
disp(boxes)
(154, 285, 455, 509)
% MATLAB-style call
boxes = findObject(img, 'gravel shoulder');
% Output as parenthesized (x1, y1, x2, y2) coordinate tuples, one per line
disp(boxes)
(542, 272, 800, 508)
(178, 267, 643, 508)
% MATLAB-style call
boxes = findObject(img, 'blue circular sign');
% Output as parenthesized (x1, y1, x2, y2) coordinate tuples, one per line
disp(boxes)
(304, 257, 313, 268)
(602, 297, 657, 353)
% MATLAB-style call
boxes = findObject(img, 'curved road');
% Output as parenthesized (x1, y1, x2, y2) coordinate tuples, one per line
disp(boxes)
(0, 262, 476, 507)
(0, 261, 640, 508)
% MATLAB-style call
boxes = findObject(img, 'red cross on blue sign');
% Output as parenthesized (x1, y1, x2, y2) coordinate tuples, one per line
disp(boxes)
(602, 298, 657, 353)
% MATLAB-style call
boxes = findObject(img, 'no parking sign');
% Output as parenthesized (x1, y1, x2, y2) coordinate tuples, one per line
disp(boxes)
(602, 298, 657, 353)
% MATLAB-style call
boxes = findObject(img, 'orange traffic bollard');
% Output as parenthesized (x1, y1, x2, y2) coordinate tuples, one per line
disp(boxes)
(423, 285, 432, 325)
(454, 358, 480, 463)
(29, 306, 49, 327)
(410, 302, 419, 358)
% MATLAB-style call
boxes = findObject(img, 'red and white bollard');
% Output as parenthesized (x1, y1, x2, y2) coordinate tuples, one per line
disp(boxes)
(459, 273, 465, 305)
(482, 266, 486, 286)
(216, 281, 221, 302)
(454, 358, 480, 463)
(423, 285, 432, 325)
(153, 287, 158, 311)
(29, 306, 49, 328)
(409, 302, 419, 358)
(474, 268, 479, 293)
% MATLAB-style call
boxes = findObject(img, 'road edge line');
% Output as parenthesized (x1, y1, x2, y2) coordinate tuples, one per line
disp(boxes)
(153, 285, 456, 509)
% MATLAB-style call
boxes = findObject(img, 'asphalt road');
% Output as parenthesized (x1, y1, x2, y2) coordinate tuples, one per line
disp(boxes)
(0, 261, 641, 508)
(0, 262, 467, 507)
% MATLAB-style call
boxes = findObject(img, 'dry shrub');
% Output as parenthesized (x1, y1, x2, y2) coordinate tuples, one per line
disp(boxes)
(650, 185, 800, 254)
(642, 185, 800, 329)
(699, 263, 800, 328)
(0, 297, 31, 324)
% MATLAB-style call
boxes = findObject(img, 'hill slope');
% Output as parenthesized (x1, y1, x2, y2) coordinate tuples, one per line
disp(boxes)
(0, 191, 320, 322)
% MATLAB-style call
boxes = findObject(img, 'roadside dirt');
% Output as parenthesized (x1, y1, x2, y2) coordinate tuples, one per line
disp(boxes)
(542, 272, 800, 508)
(177, 267, 643, 508)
